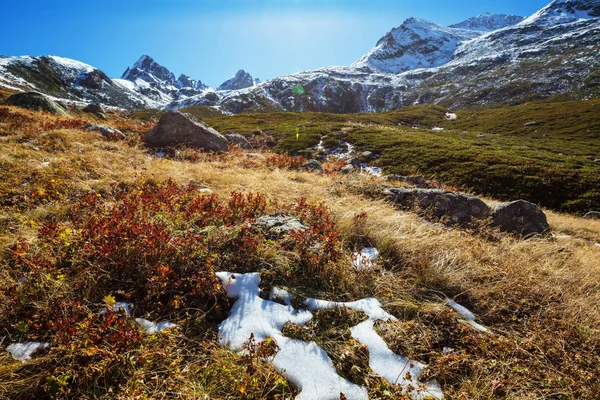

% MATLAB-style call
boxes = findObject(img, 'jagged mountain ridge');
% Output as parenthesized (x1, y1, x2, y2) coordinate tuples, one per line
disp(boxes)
(218, 70, 255, 91)
(0, 0, 598, 113)
(449, 13, 525, 31)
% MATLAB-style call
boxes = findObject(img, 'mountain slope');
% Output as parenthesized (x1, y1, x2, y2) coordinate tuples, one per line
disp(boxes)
(449, 13, 524, 31)
(352, 18, 481, 73)
(0, 55, 164, 108)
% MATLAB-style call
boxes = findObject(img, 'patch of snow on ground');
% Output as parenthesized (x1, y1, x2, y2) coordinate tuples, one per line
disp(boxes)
(432, 127, 444, 131)
(218, 271, 444, 399)
(595, 243, 600, 248)
(447, 299, 489, 333)
(270, 287, 293, 306)
(216, 272, 367, 399)
(216, 272, 312, 350)
(361, 165, 382, 177)
(6, 342, 49, 362)
(305, 297, 395, 322)
(351, 247, 380, 270)
(135, 318, 177, 334)
(445, 112, 457, 120)
(351, 320, 444, 399)
(100, 302, 134, 317)
(271, 334, 369, 400)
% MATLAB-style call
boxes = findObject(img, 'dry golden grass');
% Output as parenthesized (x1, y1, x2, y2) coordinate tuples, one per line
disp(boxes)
(1, 106, 599, 398)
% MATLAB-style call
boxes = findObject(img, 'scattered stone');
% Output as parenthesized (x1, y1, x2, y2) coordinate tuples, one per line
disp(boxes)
(492, 200, 549, 236)
(386, 187, 491, 225)
(360, 151, 376, 161)
(348, 157, 362, 168)
(4, 92, 69, 116)
(594, 159, 600, 163)
(225, 133, 253, 150)
(340, 164, 355, 174)
(84, 124, 126, 140)
(83, 103, 107, 120)
(255, 213, 307, 239)
(384, 175, 426, 187)
(524, 121, 540, 127)
(302, 159, 323, 172)
(245, 153, 266, 160)
(333, 131, 349, 139)
(143, 111, 229, 152)
(583, 211, 600, 220)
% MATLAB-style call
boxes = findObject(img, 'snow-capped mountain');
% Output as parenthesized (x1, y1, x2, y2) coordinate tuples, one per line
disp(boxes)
(0, 0, 598, 113)
(0, 55, 165, 108)
(218, 70, 255, 91)
(449, 13, 524, 31)
(352, 18, 482, 74)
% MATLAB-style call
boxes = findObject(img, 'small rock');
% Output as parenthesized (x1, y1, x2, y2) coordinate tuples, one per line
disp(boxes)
(255, 213, 307, 239)
(333, 132, 349, 139)
(225, 133, 253, 150)
(340, 164, 354, 174)
(583, 211, 600, 220)
(302, 159, 323, 172)
(83, 104, 107, 120)
(524, 121, 540, 127)
(348, 158, 362, 168)
(594, 159, 600, 163)
(245, 153, 266, 160)
(492, 200, 549, 236)
(84, 124, 126, 140)
(360, 151, 376, 161)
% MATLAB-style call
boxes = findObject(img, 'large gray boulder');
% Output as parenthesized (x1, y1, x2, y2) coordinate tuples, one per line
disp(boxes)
(492, 200, 549, 236)
(5, 92, 69, 116)
(583, 211, 600, 220)
(386, 187, 491, 225)
(143, 111, 229, 152)
(225, 133, 252, 150)
(83, 103, 107, 120)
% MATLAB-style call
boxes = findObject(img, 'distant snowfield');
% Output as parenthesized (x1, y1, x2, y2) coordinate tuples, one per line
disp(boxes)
(216, 271, 444, 399)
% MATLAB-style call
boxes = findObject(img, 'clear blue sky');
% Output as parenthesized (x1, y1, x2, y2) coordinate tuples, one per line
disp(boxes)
(1, 0, 550, 87)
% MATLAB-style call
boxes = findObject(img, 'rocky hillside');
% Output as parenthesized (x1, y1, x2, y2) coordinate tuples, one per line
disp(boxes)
(449, 12, 524, 31)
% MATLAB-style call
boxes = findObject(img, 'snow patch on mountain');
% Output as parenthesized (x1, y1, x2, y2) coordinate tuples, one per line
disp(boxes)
(352, 18, 481, 73)
(450, 13, 524, 31)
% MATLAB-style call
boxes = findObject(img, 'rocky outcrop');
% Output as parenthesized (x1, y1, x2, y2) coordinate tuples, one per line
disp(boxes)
(5, 92, 69, 116)
(143, 111, 229, 152)
(225, 133, 252, 150)
(583, 211, 600, 220)
(386, 187, 491, 225)
(491, 200, 549, 236)
(255, 213, 306, 239)
(84, 124, 126, 140)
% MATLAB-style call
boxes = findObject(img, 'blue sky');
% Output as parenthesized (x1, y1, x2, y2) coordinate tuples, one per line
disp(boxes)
(1, 0, 550, 87)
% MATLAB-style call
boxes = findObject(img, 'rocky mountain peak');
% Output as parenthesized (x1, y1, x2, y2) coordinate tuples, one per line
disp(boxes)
(176, 74, 208, 90)
(449, 13, 524, 31)
(121, 55, 177, 87)
(218, 69, 255, 91)
(522, 0, 600, 25)
(353, 17, 481, 73)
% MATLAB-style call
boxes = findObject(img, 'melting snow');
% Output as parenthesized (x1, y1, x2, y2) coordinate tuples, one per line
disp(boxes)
(447, 299, 489, 333)
(351, 320, 443, 399)
(270, 286, 294, 306)
(135, 318, 177, 334)
(100, 302, 134, 317)
(445, 112, 457, 120)
(351, 247, 380, 270)
(217, 271, 443, 399)
(6, 342, 49, 362)
(431, 127, 444, 131)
